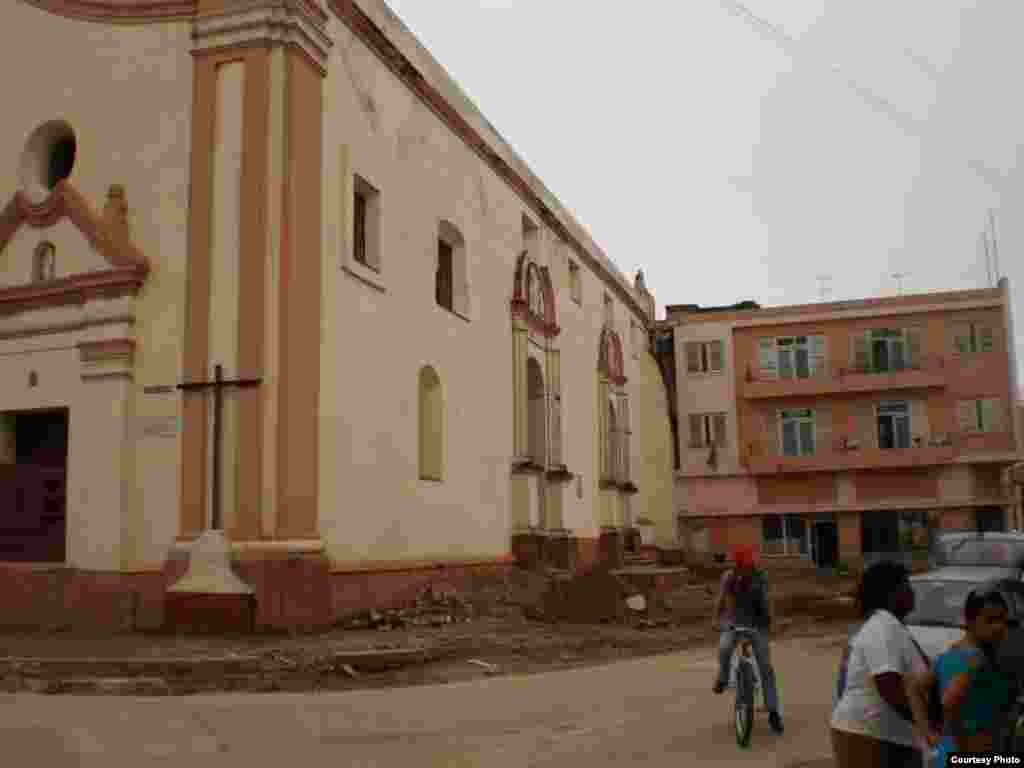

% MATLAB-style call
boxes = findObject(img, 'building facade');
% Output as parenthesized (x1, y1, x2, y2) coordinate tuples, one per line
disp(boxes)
(0, 0, 676, 629)
(658, 282, 1021, 568)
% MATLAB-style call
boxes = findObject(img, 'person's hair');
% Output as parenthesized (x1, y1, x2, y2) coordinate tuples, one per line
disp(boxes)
(964, 588, 1009, 623)
(856, 560, 910, 618)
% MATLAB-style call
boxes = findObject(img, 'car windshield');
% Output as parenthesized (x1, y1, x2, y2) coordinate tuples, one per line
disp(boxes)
(940, 539, 1024, 567)
(905, 580, 974, 627)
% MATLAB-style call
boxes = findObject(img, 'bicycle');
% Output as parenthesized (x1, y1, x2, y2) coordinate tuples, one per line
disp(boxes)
(726, 624, 762, 748)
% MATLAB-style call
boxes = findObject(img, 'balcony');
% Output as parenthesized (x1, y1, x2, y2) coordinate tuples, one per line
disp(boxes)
(741, 355, 947, 400)
(744, 433, 961, 475)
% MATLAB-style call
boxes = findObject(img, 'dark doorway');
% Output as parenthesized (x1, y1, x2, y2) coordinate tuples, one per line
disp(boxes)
(862, 511, 901, 563)
(813, 522, 839, 568)
(0, 409, 68, 562)
(975, 507, 1006, 533)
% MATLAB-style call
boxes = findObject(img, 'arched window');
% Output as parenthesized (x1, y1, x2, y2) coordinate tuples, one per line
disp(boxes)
(33, 241, 56, 282)
(418, 366, 444, 481)
(527, 357, 546, 464)
(526, 262, 545, 319)
(607, 400, 618, 482)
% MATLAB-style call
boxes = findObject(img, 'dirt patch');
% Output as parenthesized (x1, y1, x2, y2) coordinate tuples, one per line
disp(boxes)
(0, 567, 857, 694)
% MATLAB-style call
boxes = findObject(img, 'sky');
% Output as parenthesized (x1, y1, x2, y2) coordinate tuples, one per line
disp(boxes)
(383, 1, 1024, 351)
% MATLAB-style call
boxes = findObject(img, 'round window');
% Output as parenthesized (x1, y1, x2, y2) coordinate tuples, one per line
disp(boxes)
(18, 121, 77, 205)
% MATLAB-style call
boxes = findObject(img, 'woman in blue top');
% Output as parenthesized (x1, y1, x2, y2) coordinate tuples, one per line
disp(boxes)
(909, 588, 1013, 765)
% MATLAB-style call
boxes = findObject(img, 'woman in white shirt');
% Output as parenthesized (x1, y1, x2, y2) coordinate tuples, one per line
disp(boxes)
(831, 561, 924, 768)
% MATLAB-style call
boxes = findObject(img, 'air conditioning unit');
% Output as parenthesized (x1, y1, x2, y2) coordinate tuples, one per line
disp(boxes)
(843, 437, 861, 450)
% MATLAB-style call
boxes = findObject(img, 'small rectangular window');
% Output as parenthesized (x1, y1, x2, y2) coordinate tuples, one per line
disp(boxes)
(685, 341, 725, 374)
(351, 175, 381, 272)
(688, 412, 727, 448)
(876, 400, 911, 449)
(954, 322, 997, 354)
(779, 408, 815, 456)
(436, 239, 453, 311)
(569, 260, 582, 305)
(353, 190, 367, 267)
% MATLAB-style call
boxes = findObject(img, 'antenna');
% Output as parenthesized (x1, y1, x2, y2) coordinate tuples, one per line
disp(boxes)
(989, 209, 1001, 285)
(981, 231, 993, 287)
(892, 272, 909, 295)
(816, 275, 832, 301)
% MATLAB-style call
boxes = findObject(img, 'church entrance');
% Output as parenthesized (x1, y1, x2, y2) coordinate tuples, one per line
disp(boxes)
(0, 408, 68, 562)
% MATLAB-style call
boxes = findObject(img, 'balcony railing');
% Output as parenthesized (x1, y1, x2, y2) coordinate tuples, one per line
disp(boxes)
(742, 355, 947, 399)
(742, 430, 985, 475)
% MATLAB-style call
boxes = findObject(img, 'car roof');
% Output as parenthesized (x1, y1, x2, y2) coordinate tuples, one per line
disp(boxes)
(912, 566, 1021, 583)
(936, 531, 1024, 542)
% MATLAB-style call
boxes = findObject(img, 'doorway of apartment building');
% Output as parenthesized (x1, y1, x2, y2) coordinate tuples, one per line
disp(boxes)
(0, 408, 69, 562)
(812, 521, 839, 568)
(975, 507, 1006, 533)
(861, 510, 901, 566)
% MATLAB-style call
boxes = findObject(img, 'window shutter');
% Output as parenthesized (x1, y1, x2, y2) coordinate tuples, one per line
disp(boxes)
(767, 410, 781, 456)
(981, 399, 1005, 432)
(852, 333, 870, 373)
(713, 413, 728, 446)
(910, 399, 930, 442)
(905, 327, 923, 368)
(958, 400, 979, 433)
(810, 335, 828, 378)
(686, 342, 702, 374)
(852, 402, 876, 448)
(709, 341, 725, 372)
(814, 407, 832, 454)
(951, 323, 971, 355)
(688, 414, 704, 448)
(758, 338, 777, 380)
(979, 324, 996, 353)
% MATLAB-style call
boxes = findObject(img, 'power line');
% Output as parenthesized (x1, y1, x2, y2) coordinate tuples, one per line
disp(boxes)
(716, 0, 1003, 191)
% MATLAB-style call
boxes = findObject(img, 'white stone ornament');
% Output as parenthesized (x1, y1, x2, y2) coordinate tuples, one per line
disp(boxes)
(168, 529, 254, 595)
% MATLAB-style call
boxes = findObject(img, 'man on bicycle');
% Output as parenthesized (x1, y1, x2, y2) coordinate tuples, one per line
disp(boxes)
(712, 544, 784, 734)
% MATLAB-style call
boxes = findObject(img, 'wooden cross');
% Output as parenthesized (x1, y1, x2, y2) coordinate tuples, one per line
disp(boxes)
(177, 364, 261, 531)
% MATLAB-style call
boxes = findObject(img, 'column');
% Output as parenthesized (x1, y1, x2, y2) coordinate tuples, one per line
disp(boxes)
(72, 340, 135, 570)
(184, 1, 331, 544)
(512, 322, 529, 458)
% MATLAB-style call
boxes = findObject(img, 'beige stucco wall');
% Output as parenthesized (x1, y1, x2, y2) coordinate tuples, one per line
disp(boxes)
(634, 351, 676, 547)
(318, 14, 651, 563)
(0, 4, 194, 569)
(673, 319, 740, 472)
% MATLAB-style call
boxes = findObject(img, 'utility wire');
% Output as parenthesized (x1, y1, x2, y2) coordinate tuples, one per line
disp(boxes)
(717, 0, 1003, 191)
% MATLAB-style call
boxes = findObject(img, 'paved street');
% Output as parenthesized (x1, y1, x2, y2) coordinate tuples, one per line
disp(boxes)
(0, 632, 843, 767)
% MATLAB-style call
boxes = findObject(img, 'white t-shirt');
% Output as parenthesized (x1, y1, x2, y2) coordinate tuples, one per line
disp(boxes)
(830, 609, 917, 746)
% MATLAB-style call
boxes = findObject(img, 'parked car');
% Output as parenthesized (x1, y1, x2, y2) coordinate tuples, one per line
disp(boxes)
(905, 566, 1022, 658)
(929, 531, 1024, 572)
(904, 567, 1024, 754)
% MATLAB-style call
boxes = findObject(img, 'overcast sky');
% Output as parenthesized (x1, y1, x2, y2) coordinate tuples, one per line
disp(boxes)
(384, 1, 1024, 351)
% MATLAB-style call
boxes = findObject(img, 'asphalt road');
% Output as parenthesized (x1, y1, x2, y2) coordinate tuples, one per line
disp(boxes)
(0, 632, 844, 767)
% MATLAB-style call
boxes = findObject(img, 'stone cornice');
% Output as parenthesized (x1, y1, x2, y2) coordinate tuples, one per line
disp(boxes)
(192, 0, 331, 68)
(20, 0, 197, 22)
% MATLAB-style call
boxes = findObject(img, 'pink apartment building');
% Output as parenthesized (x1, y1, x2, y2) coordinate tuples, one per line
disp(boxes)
(654, 280, 1022, 569)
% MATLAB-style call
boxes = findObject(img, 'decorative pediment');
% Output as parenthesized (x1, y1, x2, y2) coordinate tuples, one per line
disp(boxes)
(0, 181, 151, 314)
(510, 250, 559, 338)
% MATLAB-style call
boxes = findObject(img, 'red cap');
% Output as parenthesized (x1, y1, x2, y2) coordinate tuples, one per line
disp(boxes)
(733, 544, 755, 567)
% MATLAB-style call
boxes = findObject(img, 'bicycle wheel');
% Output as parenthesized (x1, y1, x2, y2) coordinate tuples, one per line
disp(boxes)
(734, 661, 755, 748)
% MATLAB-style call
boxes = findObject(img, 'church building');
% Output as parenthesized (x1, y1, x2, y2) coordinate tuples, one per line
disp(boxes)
(0, 0, 676, 629)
